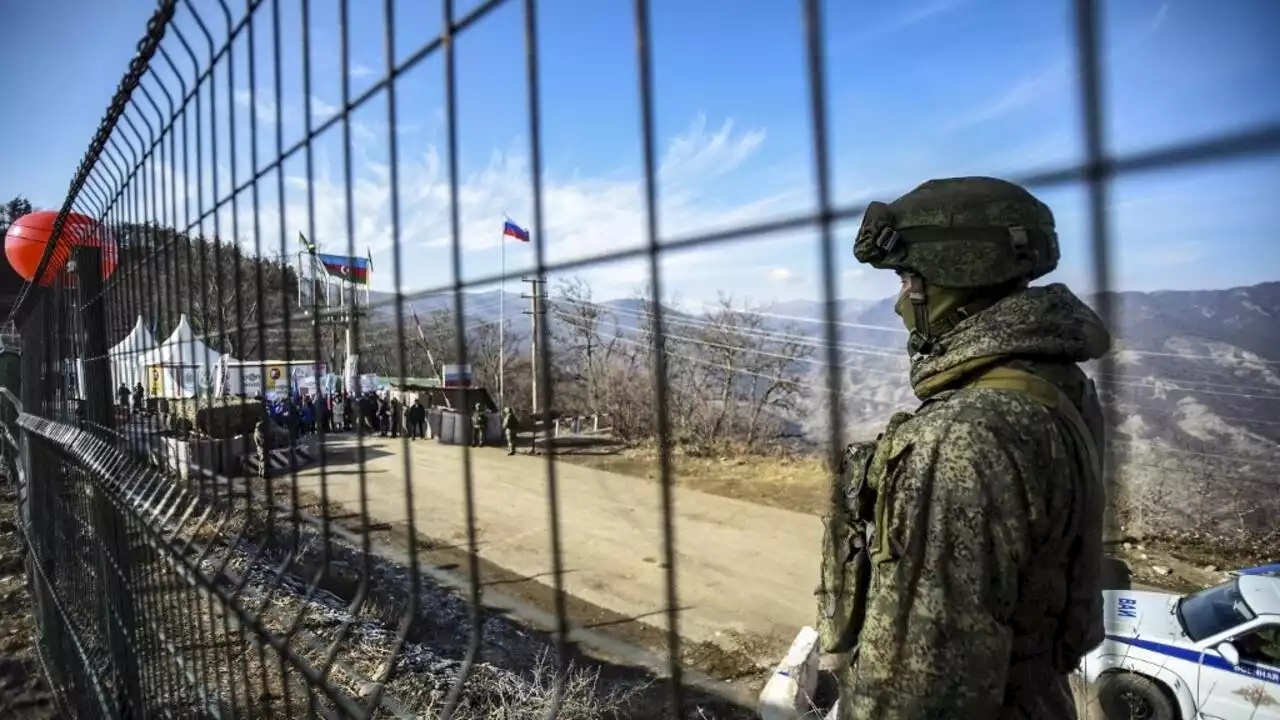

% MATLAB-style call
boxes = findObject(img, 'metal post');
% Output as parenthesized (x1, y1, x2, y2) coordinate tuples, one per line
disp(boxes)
(499, 229, 506, 409)
(74, 247, 144, 719)
(530, 279, 538, 418)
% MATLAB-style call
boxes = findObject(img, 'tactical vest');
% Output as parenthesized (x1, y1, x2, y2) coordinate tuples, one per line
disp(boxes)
(816, 365, 1102, 662)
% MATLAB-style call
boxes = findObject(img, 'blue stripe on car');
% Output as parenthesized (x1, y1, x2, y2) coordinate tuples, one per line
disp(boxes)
(1105, 634, 1280, 686)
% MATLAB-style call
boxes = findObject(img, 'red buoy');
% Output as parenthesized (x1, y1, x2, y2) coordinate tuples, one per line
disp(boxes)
(4, 210, 117, 286)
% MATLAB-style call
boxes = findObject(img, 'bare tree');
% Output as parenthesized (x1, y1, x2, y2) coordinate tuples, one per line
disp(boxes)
(669, 295, 815, 452)
(467, 320, 530, 415)
(549, 277, 623, 414)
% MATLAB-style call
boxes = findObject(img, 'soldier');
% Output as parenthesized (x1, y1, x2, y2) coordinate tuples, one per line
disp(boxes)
(501, 406, 519, 455)
(116, 383, 131, 414)
(253, 418, 269, 479)
(407, 398, 426, 440)
(817, 177, 1109, 719)
(470, 402, 486, 448)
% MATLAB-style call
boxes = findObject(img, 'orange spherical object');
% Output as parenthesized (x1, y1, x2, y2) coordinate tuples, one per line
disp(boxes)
(4, 210, 117, 287)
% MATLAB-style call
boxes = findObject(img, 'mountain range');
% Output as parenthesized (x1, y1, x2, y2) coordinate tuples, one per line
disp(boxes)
(373, 281, 1280, 534)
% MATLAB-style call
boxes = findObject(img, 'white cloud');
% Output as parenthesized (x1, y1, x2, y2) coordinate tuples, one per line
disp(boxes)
(195, 110, 812, 302)
(945, 58, 1071, 131)
(309, 95, 342, 121)
(767, 267, 796, 283)
(890, 0, 967, 31)
(233, 89, 279, 125)
(1149, 2, 1171, 32)
(349, 62, 376, 79)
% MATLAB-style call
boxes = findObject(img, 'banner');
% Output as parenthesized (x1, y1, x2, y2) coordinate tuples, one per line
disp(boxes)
(265, 364, 288, 394)
(236, 365, 264, 397)
(148, 366, 165, 397)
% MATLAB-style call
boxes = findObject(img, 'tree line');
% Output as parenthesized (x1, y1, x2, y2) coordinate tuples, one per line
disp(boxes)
(4, 201, 816, 453)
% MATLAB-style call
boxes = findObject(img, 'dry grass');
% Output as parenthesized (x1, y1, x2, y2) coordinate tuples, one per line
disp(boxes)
(556, 442, 829, 516)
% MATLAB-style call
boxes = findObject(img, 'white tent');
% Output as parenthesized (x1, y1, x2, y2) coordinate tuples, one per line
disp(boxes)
(108, 315, 157, 390)
(137, 314, 223, 398)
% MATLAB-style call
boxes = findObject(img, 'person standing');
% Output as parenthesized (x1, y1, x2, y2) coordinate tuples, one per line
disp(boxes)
(116, 383, 131, 414)
(377, 394, 390, 437)
(390, 396, 402, 438)
(253, 417, 269, 479)
(501, 406, 519, 455)
(817, 177, 1108, 719)
(407, 398, 426, 441)
(334, 393, 347, 432)
(470, 403, 486, 448)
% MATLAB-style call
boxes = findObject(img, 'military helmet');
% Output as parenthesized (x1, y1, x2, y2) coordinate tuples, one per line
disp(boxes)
(853, 176, 1059, 288)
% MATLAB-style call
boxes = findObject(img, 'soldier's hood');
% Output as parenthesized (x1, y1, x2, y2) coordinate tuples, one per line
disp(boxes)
(910, 283, 1111, 399)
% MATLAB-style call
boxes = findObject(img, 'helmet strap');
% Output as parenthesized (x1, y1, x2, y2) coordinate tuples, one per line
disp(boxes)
(905, 273, 937, 356)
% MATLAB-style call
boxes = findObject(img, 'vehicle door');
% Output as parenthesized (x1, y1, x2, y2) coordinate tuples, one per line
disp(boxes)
(1198, 621, 1280, 720)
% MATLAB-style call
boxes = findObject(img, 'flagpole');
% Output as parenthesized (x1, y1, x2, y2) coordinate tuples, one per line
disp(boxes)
(499, 225, 506, 409)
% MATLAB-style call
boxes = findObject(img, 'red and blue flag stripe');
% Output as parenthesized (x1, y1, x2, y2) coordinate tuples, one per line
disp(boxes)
(503, 220, 530, 242)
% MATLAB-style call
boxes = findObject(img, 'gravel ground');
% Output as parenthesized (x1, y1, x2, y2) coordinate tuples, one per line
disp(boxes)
(0, 483, 58, 718)
(0, 470, 756, 719)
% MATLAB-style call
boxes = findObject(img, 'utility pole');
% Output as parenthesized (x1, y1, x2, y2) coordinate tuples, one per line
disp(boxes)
(521, 276, 547, 418)
(585, 334, 594, 413)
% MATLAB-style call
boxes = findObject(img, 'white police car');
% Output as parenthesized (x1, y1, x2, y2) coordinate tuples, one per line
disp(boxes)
(1079, 563, 1280, 719)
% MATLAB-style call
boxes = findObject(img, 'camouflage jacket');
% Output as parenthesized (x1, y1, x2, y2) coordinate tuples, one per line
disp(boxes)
(827, 284, 1110, 720)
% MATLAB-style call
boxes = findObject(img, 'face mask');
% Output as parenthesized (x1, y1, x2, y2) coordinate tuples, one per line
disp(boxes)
(893, 278, 980, 347)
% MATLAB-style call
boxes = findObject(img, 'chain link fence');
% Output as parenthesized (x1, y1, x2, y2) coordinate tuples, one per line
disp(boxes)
(3, 0, 1278, 718)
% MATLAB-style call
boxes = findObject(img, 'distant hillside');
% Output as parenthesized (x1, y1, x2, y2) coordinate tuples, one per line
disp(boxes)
(765, 282, 1280, 535)
(368, 280, 1279, 534)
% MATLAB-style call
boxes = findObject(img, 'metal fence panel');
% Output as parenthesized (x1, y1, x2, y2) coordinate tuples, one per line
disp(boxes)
(4, 0, 1278, 718)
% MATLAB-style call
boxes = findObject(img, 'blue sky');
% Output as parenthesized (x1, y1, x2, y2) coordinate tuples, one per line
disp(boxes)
(1, 0, 1277, 306)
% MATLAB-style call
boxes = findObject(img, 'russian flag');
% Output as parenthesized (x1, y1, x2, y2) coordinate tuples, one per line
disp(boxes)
(503, 219, 530, 243)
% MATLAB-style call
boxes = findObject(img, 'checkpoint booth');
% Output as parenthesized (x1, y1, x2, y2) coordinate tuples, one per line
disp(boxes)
(415, 364, 500, 445)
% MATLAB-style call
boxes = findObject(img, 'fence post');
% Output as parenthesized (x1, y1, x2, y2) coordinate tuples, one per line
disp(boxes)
(75, 246, 144, 719)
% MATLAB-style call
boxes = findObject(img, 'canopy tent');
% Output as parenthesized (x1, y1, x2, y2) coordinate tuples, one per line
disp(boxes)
(136, 314, 223, 398)
(108, 315, 157, 390)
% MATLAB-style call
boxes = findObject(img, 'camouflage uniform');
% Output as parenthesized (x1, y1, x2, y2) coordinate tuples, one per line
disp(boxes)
(818, 177, 1109, 719)
(501, 407, 518, 455)
(470, 403, 486, 448)
(253, 419, 268, 478)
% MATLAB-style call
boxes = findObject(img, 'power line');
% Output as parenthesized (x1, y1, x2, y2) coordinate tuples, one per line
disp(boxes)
(553, 294, 1280, 402)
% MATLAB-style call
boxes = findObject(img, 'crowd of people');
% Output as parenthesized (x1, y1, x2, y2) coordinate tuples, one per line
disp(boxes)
(260, 391, 432, 440)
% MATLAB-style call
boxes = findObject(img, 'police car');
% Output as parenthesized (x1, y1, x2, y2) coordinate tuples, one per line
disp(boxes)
(1079, 563, 1280, 719)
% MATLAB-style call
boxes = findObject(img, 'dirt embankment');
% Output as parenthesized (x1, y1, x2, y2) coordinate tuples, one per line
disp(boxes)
(0, 484, 57, 719)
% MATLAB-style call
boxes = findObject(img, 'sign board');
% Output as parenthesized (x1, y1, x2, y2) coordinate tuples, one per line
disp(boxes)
(441, 364, 472, 388)
(148, 366, 165, 397)
(237, 365, 264, 396)
(265, 364, 289, 394)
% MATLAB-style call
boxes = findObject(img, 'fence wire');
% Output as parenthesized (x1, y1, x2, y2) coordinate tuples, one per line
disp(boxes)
(4, 0, 1279, 718)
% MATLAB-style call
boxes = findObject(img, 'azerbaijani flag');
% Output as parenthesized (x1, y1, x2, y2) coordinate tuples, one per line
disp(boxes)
(502, 219, 530, 242)
(316, 253, 370, 284)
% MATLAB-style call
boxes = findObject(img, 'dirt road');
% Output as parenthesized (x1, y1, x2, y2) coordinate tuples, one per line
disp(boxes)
(295, 436, 822, 656)
(294, 435, 1160, 673)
